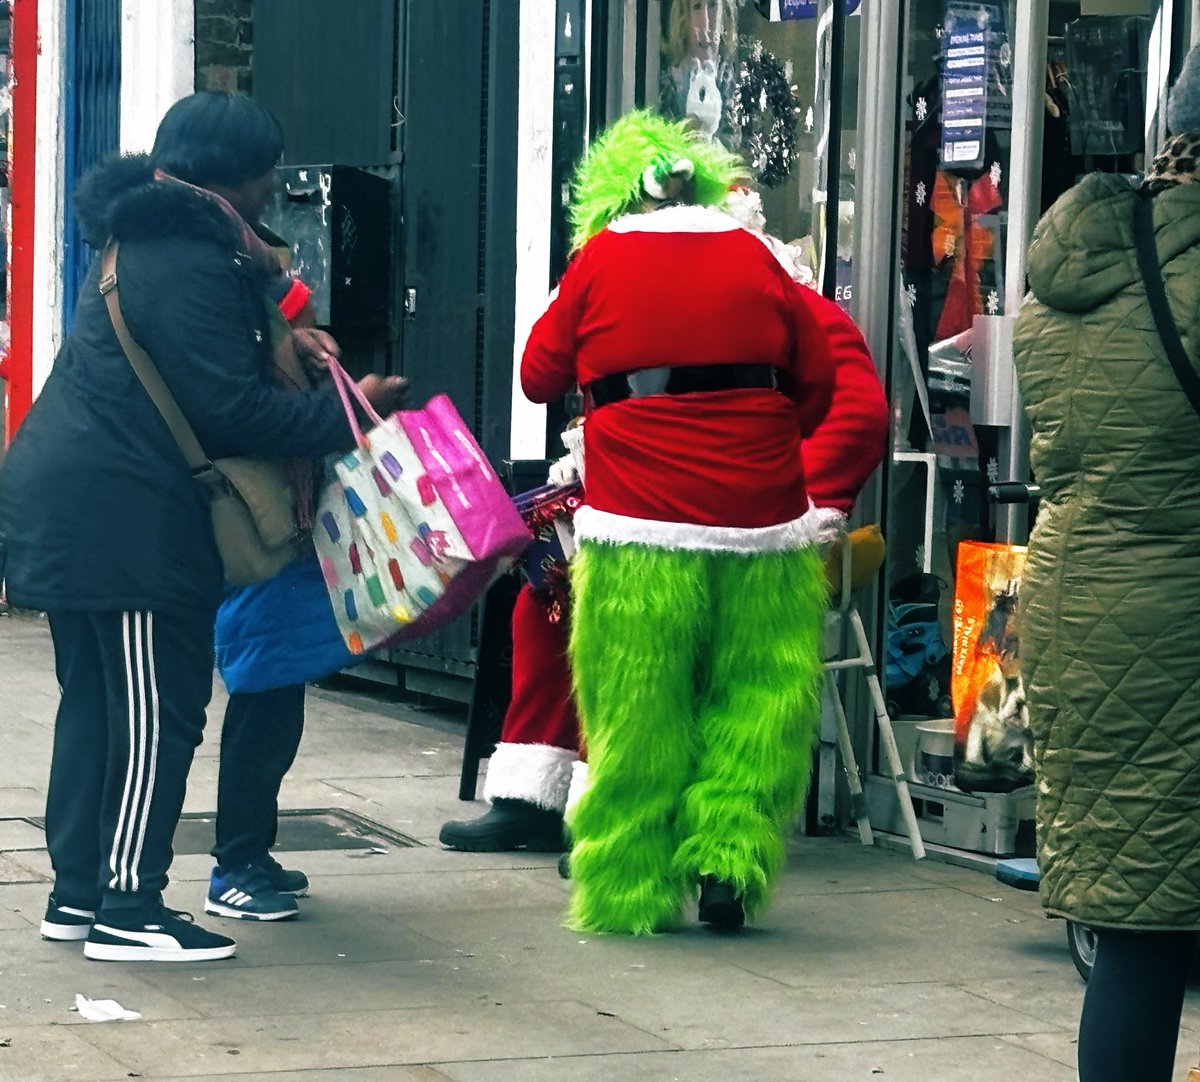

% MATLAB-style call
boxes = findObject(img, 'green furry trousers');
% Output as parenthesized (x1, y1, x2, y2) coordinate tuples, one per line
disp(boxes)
(567, 539, 828, 935)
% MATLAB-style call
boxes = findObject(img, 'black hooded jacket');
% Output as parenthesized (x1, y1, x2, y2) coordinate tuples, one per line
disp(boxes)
(0, 155, 355, 616)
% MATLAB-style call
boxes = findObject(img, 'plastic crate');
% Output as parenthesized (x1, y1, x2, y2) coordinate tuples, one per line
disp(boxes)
(865, 775, 1035, 857)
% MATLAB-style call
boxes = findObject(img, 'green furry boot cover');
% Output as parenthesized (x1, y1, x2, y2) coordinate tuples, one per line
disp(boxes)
(671, 545, 828, 918)
(566, 541, 708, 934)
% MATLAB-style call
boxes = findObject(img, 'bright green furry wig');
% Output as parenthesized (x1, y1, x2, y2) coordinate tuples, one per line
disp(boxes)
(569, 109, 747, 252)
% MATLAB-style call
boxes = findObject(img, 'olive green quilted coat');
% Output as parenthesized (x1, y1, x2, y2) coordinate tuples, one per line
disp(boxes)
(1014, 174, 1200, 931)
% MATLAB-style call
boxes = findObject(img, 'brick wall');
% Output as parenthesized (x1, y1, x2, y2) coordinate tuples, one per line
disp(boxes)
(194, 0, 254, 94)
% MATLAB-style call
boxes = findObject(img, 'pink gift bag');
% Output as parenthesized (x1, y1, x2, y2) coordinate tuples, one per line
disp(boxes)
(314, 362, 532, 655)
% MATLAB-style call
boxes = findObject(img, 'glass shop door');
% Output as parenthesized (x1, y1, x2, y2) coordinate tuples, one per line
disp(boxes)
(868, 0, 1174, 850)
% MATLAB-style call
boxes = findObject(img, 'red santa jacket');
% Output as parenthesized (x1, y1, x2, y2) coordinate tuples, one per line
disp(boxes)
(522, 205, 842, 552)
(800, 290, 888, 514)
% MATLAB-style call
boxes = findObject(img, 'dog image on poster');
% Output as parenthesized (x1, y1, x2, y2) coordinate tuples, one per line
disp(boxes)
(951, 542, 1035, 793)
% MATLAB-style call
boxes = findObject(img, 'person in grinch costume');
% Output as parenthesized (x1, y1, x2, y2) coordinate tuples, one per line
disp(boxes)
(440, 199, 886, 861)
(521, 111, 856, 935)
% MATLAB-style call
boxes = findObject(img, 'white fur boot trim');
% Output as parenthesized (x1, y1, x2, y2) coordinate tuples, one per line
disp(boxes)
(564, 759, 590, 818)
(483, 743, 578, 812)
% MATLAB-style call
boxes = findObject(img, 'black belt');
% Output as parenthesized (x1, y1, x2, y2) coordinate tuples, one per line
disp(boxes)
(584, 364, 786, 410)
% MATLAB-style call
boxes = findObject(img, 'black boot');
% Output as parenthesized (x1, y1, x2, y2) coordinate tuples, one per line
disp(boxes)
(698, 875, 745, 930)
(439, 798, 566, 853)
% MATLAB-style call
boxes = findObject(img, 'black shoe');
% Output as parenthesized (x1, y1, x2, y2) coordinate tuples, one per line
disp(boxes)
(40, 893, 96, 942)
(439, 798, 566, 853)
(698, 876, 745, 930)
(254, 854, 309, 897)
(558, 852, 571, 880)
(84, 906, 237, 962)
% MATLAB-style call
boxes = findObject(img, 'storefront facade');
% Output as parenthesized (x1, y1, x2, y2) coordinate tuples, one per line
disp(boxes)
(596, 0, 1200, 848)
(3, 3, 1196, 821)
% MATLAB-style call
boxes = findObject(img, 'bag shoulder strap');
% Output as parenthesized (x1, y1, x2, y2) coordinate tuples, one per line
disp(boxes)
(100, 242, 211, 470)
(1131, 194, 1200, 420)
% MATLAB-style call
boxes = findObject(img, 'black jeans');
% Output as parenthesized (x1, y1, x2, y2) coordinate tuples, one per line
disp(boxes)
(1078, 927, 1197, 1082)
(213, 684, 306, 869)
(46, 609, 213, 918)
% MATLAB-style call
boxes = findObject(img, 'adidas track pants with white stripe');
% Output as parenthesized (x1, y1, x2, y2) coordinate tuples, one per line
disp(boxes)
(45, 609, 213, 916)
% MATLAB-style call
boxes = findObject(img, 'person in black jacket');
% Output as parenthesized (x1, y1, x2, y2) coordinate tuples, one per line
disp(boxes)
(0, 92, 407, 963)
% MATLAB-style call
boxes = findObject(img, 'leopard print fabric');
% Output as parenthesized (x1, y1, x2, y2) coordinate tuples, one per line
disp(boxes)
(1144, 133, 1200, 193)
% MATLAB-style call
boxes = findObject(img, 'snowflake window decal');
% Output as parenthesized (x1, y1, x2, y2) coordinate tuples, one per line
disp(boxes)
(989, 161, 1003, 188)
(987, 290, 1000, 315)
(987, 458, 1000, 483)
(953, 479, 966, 504)
(916, 180, 928, 207)
(915, 97, 929, 122)
(905, 283, 918, 308)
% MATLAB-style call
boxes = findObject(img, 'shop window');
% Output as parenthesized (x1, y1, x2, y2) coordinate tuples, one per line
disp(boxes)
(883, 0, 1152, 783)
(655, 0, 862, 307)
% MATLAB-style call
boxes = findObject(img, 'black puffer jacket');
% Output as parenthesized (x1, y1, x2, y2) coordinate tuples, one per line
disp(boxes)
(0, 155, 354, 616)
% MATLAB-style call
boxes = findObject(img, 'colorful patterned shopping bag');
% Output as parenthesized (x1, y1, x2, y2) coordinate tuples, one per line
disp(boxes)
(314, 363, 532, 655)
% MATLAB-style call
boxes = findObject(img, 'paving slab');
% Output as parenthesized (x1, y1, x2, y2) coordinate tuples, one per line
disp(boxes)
(294, 864, 568, 913)
(148, 1070, 446, 1082)
(0, 1024, 131, 1082)
(318, 776, 498, 845)
(731, 882, 1066, 988)
(0, 819, 44, 853)
(1005, 1026, 1200, 1077)
(436, 1035, 1079, 1082)
(0, 854, 42, 888)
(0, 849, 51, 882)
(0, 790, 42, 817)
(72, 1000, 670, 1076)
(0, 931, 200, 1027)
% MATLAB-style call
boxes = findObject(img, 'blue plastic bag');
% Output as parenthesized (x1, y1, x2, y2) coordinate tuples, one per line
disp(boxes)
(215, 555, 357, 694)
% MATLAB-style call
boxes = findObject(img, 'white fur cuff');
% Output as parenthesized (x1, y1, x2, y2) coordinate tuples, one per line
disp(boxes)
(484, 742, 578, 812)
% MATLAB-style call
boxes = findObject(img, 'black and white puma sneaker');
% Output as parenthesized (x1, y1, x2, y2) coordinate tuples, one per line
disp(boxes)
(84, 906, 236, 962)
(40, 893, 96, 941)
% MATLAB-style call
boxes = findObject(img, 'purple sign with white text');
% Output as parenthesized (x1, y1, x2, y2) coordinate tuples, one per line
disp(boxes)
(774, 0, 862, 19)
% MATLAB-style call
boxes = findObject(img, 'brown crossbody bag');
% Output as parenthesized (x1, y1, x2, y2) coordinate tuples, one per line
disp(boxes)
(99, 242, 304, 586)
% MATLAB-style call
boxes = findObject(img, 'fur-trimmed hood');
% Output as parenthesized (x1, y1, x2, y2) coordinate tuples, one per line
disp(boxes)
(73, 154, 245, 251)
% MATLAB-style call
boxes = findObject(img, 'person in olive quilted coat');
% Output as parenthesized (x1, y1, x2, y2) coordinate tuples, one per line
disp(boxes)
(1013, 46, 1200, 1082)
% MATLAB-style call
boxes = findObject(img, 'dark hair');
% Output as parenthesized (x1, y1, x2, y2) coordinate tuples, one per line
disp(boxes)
(150, 91, 284, 187)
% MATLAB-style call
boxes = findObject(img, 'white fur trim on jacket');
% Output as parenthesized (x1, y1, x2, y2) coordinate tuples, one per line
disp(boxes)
(565, 759, 590, 818)
(483, 742, 579, 812)
(573, 502, 845, 555)
(608, 204, 742, 236)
